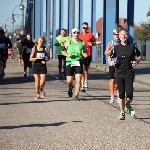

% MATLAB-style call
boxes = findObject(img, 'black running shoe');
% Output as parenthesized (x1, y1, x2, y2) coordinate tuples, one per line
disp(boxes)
(68, 89, 73, 97)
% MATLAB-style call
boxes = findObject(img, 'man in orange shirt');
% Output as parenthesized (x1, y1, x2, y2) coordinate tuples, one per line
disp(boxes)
(79, 22, 96, 91)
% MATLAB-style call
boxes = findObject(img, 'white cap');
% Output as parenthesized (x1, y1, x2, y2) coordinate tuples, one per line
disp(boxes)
(72, 27, 80, 33)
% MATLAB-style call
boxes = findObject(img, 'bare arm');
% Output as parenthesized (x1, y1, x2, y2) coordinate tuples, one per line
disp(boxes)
(105, 42, 112, 55)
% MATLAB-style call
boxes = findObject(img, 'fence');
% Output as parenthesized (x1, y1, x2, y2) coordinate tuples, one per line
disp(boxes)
(95, 40, 150, 61)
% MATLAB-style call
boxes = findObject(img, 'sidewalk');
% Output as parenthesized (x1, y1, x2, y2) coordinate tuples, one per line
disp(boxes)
(90, 60, 150, 86)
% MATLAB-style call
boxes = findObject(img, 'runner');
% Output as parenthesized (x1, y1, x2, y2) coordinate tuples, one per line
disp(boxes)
(54, 28, 69, 78)
(0, 27, 12, 79)
(23, 33, 34, 79)
(105, 29, 120, 103)
(16, 29, 27, 66)
(30, 36, 50, 99)
(62, 27, 88, 101)
(79, 22, 96, 91)
(110, 29, 141, 120)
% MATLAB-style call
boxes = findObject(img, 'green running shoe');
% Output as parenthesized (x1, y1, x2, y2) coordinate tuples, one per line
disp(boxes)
(125, 105, 135, 116)
(84, 81, 88, 90)
(117, 112, 125, 120)
(74, 94, 79, 101)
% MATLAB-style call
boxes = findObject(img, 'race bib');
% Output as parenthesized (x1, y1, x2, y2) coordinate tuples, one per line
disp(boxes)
(71, 61, 80, 67)
(36, 53, 45, 59)
(26, 48, 32, 53)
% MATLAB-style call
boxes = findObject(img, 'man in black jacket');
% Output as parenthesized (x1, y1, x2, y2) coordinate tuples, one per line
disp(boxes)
(16, 29, 27, 65)
(0, 27, 12, 79)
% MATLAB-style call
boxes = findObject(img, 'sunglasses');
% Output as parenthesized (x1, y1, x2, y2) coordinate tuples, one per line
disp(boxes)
(83, 27, 88, 29)
(73, 32, 80, 34)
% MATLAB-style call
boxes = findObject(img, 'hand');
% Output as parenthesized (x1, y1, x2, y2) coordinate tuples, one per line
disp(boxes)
(67, 54, 72, 58)
(83, 53, 88, 58)
(131, 61, 138, 67)
(19, 40, 21, 43)
(110, 61, 115, 66)
(88, 42, 92, 46)
(41, 61, 46, 64)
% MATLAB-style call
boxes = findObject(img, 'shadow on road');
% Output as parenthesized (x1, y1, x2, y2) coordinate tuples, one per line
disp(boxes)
(0, 121, 83, 130)
(0, 99, 73, 105)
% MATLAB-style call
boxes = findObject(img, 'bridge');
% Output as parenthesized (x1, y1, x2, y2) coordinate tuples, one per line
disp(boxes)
(0, 59, 150, 149)
(25, 0, 135, 64)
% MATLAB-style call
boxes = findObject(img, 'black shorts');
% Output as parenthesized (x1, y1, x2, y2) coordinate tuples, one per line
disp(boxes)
(32, 63, 47, 74)
(82, 56, 92, 67)
(109, 66, 115, 79)
(66, 60, 83, 76)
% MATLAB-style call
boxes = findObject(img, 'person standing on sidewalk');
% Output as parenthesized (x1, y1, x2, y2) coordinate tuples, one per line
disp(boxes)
(16, 29, 27, 66)
(22, 33, 34, 79)
(30, 36, 50, 99)
(54, 28, 69, 78)
(105, 29, 120, 103)
(110, 29, 141, 120)
(79, 22, 96, 92)
(62, 27, 88, 101)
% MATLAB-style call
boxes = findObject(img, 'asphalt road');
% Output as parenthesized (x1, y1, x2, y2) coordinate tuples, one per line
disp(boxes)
(0, 60, 150, 150)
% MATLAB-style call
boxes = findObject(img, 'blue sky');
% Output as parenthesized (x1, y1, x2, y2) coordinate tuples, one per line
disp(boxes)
(1, 0, 150, 32)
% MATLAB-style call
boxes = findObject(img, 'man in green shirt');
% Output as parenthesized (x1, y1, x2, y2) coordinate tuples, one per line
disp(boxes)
(62, 28, 88, 101)
(54, 28, 69, 78)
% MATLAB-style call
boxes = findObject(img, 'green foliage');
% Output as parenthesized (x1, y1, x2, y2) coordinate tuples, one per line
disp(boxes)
(134, 6, 150, 40)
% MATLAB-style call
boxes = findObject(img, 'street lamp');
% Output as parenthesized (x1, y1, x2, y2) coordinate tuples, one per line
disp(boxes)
(4, 17, 11, 33)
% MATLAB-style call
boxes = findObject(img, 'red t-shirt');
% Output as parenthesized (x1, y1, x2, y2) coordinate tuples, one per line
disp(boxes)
(79, 32, 96, 56)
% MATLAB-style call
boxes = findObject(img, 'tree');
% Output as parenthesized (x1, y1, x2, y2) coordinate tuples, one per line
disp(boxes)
(134, 6, 150, 40)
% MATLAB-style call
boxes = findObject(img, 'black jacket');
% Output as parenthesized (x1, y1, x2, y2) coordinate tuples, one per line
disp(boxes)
(16, 34, 27, 50)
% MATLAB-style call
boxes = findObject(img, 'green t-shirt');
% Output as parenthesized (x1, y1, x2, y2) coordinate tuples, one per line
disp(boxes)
(66, 40, 84, 66)
(55, 35, 69, 55)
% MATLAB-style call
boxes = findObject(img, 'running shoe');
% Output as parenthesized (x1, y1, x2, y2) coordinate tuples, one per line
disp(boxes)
(116, 98, 119, 103)
(125, 105, 135, 116)
(74, 94, 79, 101)
(40, 90, 46, 98)
(35, 93, 41, 99)
(84, 81, 88, 90)
(110, 96, 115, 103)
(68, 89, 73, 97)
(117, 112, 125, 120)
(80, 85, 86, 92)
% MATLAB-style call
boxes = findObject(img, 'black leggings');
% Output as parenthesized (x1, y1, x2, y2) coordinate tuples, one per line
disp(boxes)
(116, 77, 133, 99)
